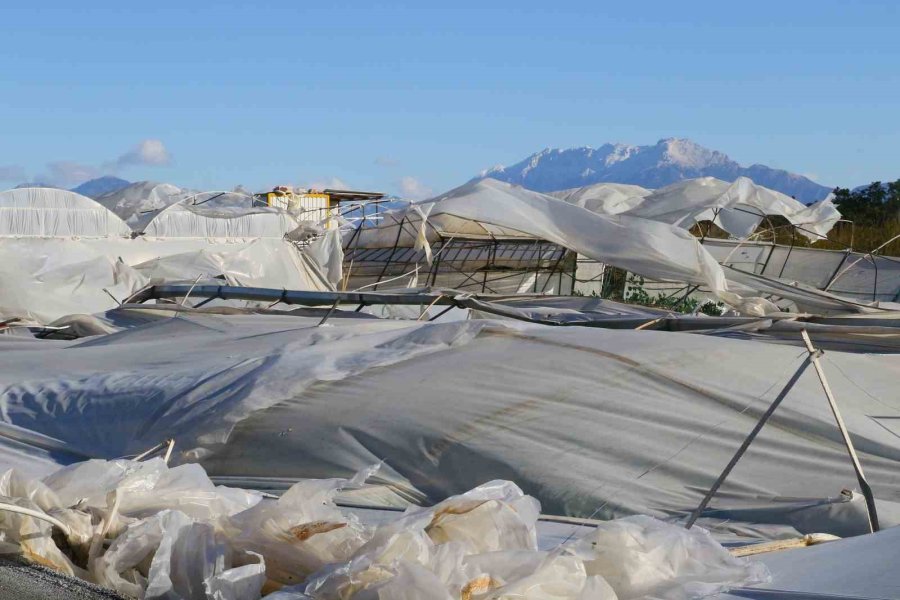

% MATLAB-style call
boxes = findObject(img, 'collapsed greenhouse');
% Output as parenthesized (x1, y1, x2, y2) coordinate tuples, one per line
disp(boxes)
(1, 178, 900, 599)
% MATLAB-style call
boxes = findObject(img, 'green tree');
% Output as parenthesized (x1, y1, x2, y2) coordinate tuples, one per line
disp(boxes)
(832, 179, 900, 226)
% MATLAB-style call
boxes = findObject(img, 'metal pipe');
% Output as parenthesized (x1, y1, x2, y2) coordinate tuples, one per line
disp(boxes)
(685, 354, 814, 529)
(129, 285, 460, 308)
(800, 330, 879, 532)
(317, 297, 342, 326)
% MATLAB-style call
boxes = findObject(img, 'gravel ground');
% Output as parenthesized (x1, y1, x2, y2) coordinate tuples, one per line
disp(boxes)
(0, 555, 126, 600)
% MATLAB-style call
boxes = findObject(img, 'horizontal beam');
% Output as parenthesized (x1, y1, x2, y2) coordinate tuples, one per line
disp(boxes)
(126, 284, 460, 307)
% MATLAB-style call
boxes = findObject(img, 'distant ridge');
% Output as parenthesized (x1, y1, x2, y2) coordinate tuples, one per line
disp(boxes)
(11, 176, 133, 198)
(71, 176, 131, 198)
(476, 138, 832, 202)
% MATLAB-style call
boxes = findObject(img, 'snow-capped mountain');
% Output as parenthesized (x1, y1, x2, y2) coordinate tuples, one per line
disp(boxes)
(476, 138, 832, 202)
(12, 176, 134, 198)
(71, 176, 131, 198)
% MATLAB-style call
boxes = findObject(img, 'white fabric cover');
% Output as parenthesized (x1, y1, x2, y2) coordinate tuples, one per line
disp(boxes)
(143, 193, 302, 239)
(624, 177, 841, 241)
(3, 313, 899, 539)
(0, 187, 132, 238)
(745, 523, 900, 599)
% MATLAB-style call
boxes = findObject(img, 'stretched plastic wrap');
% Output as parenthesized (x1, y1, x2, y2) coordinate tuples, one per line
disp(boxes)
(0, 187, 133, 238)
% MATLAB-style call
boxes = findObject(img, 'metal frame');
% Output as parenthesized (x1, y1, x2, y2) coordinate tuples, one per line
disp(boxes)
(343, 234, 576, 295)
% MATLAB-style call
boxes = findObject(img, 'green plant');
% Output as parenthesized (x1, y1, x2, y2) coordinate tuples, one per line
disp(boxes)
(622, 275, 724, 315)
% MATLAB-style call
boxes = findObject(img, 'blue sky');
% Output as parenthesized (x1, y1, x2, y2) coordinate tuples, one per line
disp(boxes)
(1, 1, 897, 197)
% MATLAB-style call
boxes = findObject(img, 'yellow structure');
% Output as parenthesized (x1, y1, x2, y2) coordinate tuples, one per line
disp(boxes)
(255, 187, 386, 227)
(258, 188, 333, 223)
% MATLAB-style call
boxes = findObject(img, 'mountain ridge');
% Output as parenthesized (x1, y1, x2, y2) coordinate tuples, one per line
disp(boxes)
(71, 176, 131, 198)
(10, 176, 133, 198)
(476, 138, 832, 202)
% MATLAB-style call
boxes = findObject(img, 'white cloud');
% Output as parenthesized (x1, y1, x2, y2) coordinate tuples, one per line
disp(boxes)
(0, 165, 26, 182)
(28, 139, 173, 187)
(398, 176, 433, 200)
(305, 177, 350, 191)
(115, 139, 172, 168)
(40, 161, 101, 187)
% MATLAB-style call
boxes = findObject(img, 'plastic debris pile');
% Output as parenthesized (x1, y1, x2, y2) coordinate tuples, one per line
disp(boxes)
(0, 458, 767, 599)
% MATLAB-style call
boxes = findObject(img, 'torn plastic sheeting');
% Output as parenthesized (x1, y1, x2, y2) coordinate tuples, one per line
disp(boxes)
(623, 177, 840, 242)
(350, 179, 779, 315)
(1, 458, 265, 599)
(262, 476, 765, 600)
(95, 510, 267, 600)
(549, 182, 652, 215)
(42, 459, 261, 521)
(724, 266, 892, 315)
(0, 456, 770, 600)
(226, 466, 378, 586)
(0, 237, 335, 325)
(567, 515, 769, 600)
(0, 240, 149, 325)
(305, 229, 345, 289)
(133, 239, 333, 293)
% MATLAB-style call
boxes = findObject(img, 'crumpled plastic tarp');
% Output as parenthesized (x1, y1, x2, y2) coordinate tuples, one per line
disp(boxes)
(0, 458, 768, 600)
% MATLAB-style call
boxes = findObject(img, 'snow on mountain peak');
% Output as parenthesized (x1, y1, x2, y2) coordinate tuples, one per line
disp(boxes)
(474, 138, 831, 202)
(657, 138, 729, 169)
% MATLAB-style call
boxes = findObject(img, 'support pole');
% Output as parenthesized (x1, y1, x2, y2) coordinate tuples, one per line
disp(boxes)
(685, 353, 814, 529)
(317, 297, 342, 327)
(800, 330, 879, 532)
(686, 330, 880, 532)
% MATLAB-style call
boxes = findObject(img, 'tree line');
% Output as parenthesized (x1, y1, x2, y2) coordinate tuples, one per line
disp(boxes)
(831, 180, 900, 226)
